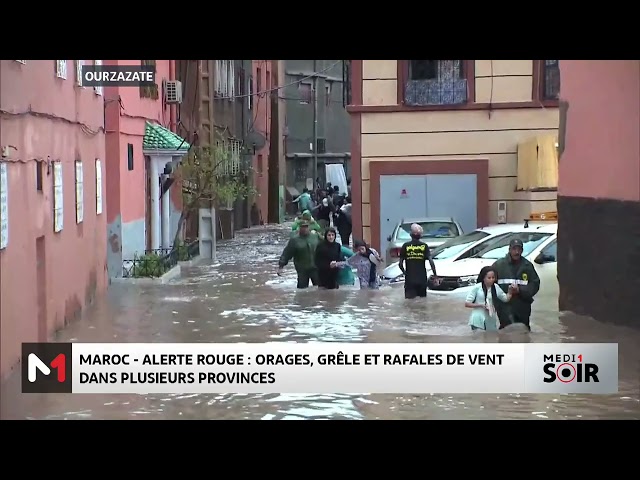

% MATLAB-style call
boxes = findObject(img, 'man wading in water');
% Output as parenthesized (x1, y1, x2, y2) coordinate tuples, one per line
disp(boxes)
(398, 223, 440, 299)
(278, 220, 320, 288)
(492, 238, 540, 330)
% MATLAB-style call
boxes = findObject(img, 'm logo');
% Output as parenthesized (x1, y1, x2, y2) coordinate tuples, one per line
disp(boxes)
(28, 352, 66, 383)
(22, 343, 73, 393)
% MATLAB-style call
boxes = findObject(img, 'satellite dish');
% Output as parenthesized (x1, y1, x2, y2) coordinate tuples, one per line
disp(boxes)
(246, 131, 267, 150)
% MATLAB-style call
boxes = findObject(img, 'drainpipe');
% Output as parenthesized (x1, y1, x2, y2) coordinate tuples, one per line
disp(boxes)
(312, 60, 318, 187)
(169, 60, 176, 132)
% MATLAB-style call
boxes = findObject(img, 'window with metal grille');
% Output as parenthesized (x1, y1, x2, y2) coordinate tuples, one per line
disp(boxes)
(224, 140, 242, 175)
(343, 60, 352, 106)
(96, 159, 103, 215)
(140, 60, 159, 99)
(299, 83, 312, 104)
(75, 60, 84, 86)
(317, 138, 327, 154)
(75, 161, 84, 224)
(56, 60, 67, 79)
(94, 60, 103, 95)
(543, 60, 560, 100)
(53, 163, 64, 233)
(405, 60, 468, 106)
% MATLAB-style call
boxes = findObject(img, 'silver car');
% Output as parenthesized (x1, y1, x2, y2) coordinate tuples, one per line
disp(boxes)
(384, 217, 463, 264)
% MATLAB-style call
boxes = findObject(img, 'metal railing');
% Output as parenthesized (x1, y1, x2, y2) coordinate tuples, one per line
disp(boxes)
(122, 240, 200, 278)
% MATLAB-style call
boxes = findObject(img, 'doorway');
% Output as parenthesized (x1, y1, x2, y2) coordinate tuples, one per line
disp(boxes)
(35, 236, 47, 342)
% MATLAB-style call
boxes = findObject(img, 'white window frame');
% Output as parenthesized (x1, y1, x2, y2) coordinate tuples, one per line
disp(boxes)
(248, 75, 253, 110)
(0, 163, 8, 249)
(228, 60, 235, 101)
(221, 60, 229, 97)
(56, 60, 67, 79)
(76, 60, 84, 87)
(53, 163, 64, 233)
(95, 159, 103, 215)
(94, 60, 103, 95)
(75, 160, 84, 224)
(226, 140, 241, 175)
(215, 60, 223, 94)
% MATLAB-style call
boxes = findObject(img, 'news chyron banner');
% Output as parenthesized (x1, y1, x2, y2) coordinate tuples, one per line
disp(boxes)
(22, 342, 618, 395)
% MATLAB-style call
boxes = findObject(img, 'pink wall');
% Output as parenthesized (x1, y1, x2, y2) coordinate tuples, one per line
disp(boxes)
(0, 60, 107, 379)
(251, 60, 273, 222)
(559, 60, 640, 201)
(104, 60, 175, 227)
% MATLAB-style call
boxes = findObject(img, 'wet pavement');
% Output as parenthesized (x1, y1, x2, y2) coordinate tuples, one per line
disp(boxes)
(1, 224, 639, 420)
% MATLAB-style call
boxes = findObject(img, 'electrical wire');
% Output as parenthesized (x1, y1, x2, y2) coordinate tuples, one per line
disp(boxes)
(216, 60, 342, 101)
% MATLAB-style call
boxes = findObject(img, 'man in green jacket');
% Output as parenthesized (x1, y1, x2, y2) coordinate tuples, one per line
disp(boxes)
(492, 238, 541, 331)
(291, 210, 321, 235)
(278, 221, 320, 288)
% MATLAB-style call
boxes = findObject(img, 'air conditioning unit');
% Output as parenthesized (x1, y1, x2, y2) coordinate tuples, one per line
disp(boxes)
(164, 80, 183, 104)
(497, 201, 507, 224)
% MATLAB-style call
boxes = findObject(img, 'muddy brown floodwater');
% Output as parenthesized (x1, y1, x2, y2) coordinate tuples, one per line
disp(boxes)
(1, 225, 639, 420)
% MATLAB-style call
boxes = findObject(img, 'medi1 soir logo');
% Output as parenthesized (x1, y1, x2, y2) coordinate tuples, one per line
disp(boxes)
(542, 353, 599, 383)
(523, 344, 618, 394)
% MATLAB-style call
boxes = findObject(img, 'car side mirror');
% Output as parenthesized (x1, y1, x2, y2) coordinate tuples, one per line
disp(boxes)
(535, 253, 555, 264)
(387, 235, 392, 242)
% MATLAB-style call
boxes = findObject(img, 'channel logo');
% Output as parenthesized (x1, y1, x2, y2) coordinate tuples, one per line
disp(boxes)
(542, 353, 599, 383)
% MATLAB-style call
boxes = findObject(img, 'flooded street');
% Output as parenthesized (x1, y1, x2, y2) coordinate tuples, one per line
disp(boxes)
(1, 224, 639, 420)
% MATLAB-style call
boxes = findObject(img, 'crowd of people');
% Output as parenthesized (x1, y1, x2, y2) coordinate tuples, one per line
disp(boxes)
(282, 181, 541, 332)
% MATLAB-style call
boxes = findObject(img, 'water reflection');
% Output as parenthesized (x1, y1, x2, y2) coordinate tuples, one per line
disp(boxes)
(1, 225, 639, 420)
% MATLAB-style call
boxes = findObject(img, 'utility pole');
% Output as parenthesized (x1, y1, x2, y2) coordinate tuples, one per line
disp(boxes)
(312, 60, 318, 188)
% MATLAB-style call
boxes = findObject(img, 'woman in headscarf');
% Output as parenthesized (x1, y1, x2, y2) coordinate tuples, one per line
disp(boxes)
(314, 227, 342, 289)
(344, 239, 382, 289)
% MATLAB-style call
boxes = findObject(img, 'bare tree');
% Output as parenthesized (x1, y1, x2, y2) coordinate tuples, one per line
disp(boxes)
(171, 139, 256, 250)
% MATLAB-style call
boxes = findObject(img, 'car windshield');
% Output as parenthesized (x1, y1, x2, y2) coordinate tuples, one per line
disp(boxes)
(473, 232, 553, 260)
(397, 222, 460, 241)
(431, 230, 490, 259)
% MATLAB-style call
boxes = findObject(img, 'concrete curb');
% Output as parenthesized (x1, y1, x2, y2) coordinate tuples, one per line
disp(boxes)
(111, 255, 201, 285)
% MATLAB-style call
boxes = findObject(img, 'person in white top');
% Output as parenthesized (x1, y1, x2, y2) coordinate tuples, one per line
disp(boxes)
(465, 266, 514, 331)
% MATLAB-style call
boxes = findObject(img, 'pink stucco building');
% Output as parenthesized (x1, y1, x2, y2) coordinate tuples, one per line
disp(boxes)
(0, 60, 107, 379)
(104, 60, 187, 277)
(250, 60, 274, 223)
(557, 60, 640, 326)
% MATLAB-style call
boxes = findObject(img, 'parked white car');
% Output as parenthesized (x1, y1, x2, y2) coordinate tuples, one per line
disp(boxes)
(427, 224, 557, 292)
(380, 222, 553, 285)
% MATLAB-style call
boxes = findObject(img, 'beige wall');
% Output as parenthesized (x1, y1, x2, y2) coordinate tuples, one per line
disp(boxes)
(358, 60, 558, 242)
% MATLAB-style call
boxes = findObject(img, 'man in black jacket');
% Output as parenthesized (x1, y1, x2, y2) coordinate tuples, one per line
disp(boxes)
(492, 238, 541, 330)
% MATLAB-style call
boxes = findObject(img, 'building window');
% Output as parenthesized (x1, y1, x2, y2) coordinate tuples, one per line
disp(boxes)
(299, 83, 312, 104)
(56, 60, 67, 79)
(95, 159, 103, 215)
(75, 60, 84, 86)
(53, 163, 64, 233)
(75, 160, 84, 224)
(257, 154, 263, 175)
(256, 67, 262, 95)
(343, 60, 352, 107)
(140, 60, 159, 99)
(94, 60, 103, 96)
(542, 60, 560, 100)
(266, 69, 271, 93)
(220, 139, 242, 176)
(0, 163, 8, 249)
(36, 161, 43, 191)
(325, 82, 332, 106)
(215, 60, 236, 100)
(403, 60, 468, 106)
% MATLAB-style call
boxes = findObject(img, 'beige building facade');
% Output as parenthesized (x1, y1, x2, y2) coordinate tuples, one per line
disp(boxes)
(347, 60, 560, 251)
